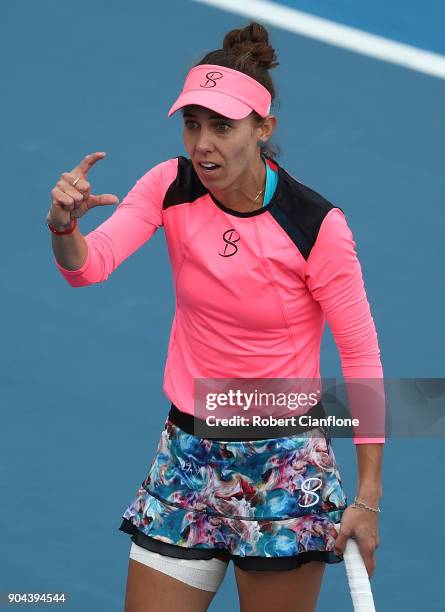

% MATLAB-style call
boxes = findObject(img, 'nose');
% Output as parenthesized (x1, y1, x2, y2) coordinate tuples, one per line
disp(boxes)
(194, 126, 215, 154)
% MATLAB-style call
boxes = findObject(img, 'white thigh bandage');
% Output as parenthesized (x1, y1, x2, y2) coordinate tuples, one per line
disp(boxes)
(129, 542, 229, 592)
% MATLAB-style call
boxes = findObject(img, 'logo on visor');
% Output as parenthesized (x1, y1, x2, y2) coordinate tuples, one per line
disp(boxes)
(200, 71, 223, 88)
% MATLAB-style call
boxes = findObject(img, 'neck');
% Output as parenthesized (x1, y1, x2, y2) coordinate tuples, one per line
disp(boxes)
(210, 154, 266, 213)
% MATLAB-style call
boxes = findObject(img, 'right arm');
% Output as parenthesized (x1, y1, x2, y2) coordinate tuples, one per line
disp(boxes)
(47, 153, 173, 287)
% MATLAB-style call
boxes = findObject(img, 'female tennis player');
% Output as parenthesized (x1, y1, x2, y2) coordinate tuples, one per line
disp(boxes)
(46, 21, 383, 612)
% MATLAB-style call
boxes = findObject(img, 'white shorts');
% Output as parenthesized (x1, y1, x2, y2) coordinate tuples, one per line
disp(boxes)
(129, 542, 229, 592)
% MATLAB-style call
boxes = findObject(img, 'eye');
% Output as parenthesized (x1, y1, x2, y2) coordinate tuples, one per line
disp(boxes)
(183, 120, 232, 132)
(215, 122, 231, 132)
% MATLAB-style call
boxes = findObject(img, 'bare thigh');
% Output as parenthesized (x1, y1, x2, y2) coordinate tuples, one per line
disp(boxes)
(124, 557, 226, 612)
(234, 561, 326, 612)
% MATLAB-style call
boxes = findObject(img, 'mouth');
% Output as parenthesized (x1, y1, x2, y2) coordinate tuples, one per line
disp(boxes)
(196, 161, 222, 176)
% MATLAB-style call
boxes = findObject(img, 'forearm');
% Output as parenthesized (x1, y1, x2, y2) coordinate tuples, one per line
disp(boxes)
(51, 224, 88, 271)
(355, 443, 383, 506)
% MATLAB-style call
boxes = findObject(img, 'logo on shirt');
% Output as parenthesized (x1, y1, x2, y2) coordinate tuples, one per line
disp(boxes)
(219, 229, 240, 257)
(200, 71, 223, 88)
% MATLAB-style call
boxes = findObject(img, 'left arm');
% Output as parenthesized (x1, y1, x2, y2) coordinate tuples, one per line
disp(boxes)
(304, 207, 384, 576)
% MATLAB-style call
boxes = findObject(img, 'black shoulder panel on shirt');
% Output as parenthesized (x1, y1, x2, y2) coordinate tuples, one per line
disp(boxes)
(269, 165, 344, 261)
(163, 156, 207, 210)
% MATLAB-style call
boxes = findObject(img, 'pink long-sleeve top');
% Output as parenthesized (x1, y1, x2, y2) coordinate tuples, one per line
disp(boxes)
(54, 156, 385, 444)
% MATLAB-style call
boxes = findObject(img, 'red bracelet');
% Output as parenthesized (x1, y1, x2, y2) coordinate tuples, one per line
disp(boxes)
(47, 217, 78, 235)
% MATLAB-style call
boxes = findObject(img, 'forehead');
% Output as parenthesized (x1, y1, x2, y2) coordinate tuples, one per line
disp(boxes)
(181, 105, 233, 120)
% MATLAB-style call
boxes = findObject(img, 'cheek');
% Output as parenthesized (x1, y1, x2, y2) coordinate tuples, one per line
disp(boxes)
(230, 143, 254, 171)
(182, 131, 192, 149)
(233, 132, 256, 155)
(229, 139, 250, 159)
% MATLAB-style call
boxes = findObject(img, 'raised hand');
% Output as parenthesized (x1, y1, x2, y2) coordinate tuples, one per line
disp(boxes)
(46, 152, 119, 230)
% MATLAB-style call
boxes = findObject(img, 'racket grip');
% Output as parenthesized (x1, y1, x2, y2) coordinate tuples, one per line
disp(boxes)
(333, 522, 376, 611)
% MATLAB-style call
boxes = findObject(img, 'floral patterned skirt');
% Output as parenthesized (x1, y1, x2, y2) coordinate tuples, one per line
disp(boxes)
(119, 404, 348, 571)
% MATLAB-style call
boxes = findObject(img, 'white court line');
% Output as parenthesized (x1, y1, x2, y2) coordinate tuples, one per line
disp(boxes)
(192, 0, 445, 80)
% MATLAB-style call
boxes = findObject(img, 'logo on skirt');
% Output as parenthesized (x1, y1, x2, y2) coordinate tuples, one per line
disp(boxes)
(299, 477, 322, 507)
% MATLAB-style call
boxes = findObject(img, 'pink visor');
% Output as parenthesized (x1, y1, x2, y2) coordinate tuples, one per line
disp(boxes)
(167, 64, 272, 120)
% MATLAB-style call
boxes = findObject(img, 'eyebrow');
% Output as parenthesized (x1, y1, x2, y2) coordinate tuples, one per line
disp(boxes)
(182, 111, 232, 121)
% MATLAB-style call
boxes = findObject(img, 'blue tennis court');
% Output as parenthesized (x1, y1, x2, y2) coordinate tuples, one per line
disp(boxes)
(1, 1, 444, 609)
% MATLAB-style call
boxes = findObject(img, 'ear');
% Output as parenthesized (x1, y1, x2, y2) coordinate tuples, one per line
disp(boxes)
(259, 114, 277, 143)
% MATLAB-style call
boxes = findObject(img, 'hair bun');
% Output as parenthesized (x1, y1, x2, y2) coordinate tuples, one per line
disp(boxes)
(222, 22, 279, 70)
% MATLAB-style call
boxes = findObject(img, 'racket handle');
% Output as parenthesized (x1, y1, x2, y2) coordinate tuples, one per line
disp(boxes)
(334, 522, 376, 611)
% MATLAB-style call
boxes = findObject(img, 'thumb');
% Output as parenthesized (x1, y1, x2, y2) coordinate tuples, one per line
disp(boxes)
(333, 529, 349, 556)
(88, 193, 120, 207)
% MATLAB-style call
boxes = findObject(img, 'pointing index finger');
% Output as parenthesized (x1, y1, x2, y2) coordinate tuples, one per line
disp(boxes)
(72, 151, 107, 177)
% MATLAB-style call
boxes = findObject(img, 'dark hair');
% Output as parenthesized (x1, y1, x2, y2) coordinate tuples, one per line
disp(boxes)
(193, 21, 280, 160)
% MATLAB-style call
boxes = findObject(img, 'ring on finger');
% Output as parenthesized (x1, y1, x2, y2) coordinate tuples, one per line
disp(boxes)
(72, 176, 80, 187)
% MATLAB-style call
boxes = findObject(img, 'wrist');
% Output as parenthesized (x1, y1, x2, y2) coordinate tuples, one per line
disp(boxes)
(356, 484, 382, 505)
(47, 217, 77, 235)
(351, 496, 381, 513)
